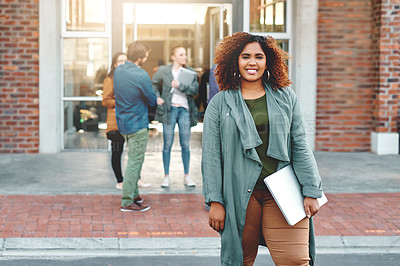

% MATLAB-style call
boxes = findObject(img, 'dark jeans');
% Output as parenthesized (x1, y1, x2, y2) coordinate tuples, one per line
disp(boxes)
(106, 130, 125, 183)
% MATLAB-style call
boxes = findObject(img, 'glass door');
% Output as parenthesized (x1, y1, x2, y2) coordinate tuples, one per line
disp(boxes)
(60, 1, 232, 150)
(120, 3, 231, 130)
(209, 5, 232, 68)
(122, 3, 232, 76)
(61, 0, 111, 150)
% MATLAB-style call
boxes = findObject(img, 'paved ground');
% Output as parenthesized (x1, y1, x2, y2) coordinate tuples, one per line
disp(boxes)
(0, 193, 399, 238)
(0, 132, 400, 258)
(1, 132, 399, 195)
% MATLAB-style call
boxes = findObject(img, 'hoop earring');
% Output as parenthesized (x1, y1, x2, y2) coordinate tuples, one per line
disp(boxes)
(266, 70, 270, 81)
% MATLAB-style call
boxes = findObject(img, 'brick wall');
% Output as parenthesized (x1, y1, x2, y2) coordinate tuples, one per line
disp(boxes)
(316, 0, 375, 152)
(371, 0, 400, 133)
(0, 0, 39, 153)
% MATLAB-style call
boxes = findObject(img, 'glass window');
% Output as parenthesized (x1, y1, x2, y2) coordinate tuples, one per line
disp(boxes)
(223, 6, 231, 38)
(250, 0, 287, 33)
(65, 0, 107, 31)
(63, 100, 108, 150)
(277, 39, 289, 52)
(63, 38, 108, 97)
(123, 3, 231, 73)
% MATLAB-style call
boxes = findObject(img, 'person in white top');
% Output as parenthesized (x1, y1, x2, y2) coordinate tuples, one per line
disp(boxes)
(152, 46, 199, 188)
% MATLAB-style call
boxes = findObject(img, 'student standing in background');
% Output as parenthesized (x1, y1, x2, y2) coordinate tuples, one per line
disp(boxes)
(102, 52, 127, 190)
(114, 41, 156, 212)
(102, 52, 152, 190)
(152, 46, 199, 188)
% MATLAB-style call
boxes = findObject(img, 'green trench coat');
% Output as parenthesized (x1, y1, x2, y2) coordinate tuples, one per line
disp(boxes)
(201, 84, 323, 266)
(152, 64, 199, 127)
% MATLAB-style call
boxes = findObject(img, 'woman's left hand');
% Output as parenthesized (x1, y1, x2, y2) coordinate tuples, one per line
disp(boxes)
(303, 197, 320, 218)
(171, 79, 180, 88)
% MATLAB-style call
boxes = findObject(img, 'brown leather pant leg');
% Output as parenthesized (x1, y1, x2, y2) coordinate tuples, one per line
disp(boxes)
(261, 192, 310, 266)
(242, 191, 262, 266)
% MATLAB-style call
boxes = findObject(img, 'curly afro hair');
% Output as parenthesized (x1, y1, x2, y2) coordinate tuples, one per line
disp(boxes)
(213, 32, 292, 91)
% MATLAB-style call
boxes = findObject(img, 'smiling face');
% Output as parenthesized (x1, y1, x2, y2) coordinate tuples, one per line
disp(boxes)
(171, 47, 187, 66)
(238, 42, 267, 83)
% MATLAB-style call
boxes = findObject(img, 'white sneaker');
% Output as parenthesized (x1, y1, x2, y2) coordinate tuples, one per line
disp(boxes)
(184, 176, 195, 187)
(138, 179, 152, 188)
(161, 176, 170, 188)
(116, 183, 123, 190)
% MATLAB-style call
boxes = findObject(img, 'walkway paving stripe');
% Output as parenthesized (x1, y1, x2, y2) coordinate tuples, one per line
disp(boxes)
(0, 193, 399, 238)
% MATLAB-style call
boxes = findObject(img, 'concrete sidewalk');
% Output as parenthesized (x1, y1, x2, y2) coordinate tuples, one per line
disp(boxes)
(0, 132, 400, 258)
(1, 236, 400, 257)
(1, 132, 399, 195)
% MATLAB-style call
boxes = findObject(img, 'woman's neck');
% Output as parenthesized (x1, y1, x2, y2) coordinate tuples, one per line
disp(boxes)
(240, 80, 265, 100)
(172, 62, 182, 71)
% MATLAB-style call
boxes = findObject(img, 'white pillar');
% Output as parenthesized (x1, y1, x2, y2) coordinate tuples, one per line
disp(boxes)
(292, 0, 319, 150)
(39, 0, 61, 153)
(371, 132, 399, 155)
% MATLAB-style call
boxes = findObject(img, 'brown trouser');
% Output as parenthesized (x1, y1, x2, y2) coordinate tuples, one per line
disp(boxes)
(242, 189, 310, 266)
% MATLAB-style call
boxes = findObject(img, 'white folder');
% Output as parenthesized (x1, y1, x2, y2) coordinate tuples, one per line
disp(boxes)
(263, 165, 328, 226)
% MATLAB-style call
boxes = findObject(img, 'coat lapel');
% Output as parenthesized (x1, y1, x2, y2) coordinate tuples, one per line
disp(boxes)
(166, 64, 174, 81)
(224, 84, 291, 163)
(265, 83, 291, 162)
(224, 89, 262, 163)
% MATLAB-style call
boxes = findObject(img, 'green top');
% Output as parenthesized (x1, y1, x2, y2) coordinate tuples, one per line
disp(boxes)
(244, 94, 278, 190)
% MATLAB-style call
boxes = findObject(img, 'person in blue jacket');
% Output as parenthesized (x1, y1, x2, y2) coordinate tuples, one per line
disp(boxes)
(114, 41, 157, 212)
(202, 32, 324, 265)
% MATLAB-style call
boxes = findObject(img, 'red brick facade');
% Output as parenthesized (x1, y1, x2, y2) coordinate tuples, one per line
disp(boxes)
(316, 0, 375, 152)
(0, 0, 39, 153)
(371, 0, 400, 133)
(316, 0, 400, 152)
(0, 0, 398, 153)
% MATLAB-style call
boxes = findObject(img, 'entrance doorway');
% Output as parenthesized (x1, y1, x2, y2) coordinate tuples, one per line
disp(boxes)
(122, 3, 232, 77)
(61, 1, 232, 150)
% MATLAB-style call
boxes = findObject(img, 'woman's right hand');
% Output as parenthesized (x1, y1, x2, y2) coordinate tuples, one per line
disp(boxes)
(157, 97, 165, 105)
(209, 202, 225, 232)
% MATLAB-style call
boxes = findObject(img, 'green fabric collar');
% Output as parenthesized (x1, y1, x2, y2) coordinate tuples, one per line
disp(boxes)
(224, 83, 291, 162)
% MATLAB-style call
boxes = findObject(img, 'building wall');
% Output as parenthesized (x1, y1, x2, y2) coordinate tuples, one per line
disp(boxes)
(371, 0, 400, 134)
(316, 0, 375, 152)
(0, 0, 398, 153)
(316, 0, 400, 152)
(0, 0, 39, 153)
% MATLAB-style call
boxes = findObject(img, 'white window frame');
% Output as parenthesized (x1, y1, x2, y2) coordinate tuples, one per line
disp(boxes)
(243, 0, 293, 83)
(243, 0, 292, 39)
(60, 0, 112, 151)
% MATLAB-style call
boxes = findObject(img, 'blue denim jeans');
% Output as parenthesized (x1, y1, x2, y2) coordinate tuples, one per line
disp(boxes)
(162, 106, 191, 175)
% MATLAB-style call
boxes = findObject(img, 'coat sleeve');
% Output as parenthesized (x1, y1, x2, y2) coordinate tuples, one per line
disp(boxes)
(151, 67, 163, 98)
(102, 77, 115, 108)
(178, 69, 199, 96)
(289, 89, 323, 199)
(202, 95, 224, 206)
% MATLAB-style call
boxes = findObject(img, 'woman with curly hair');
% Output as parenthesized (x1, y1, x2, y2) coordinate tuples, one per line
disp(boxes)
(202, 32, 324, 265)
